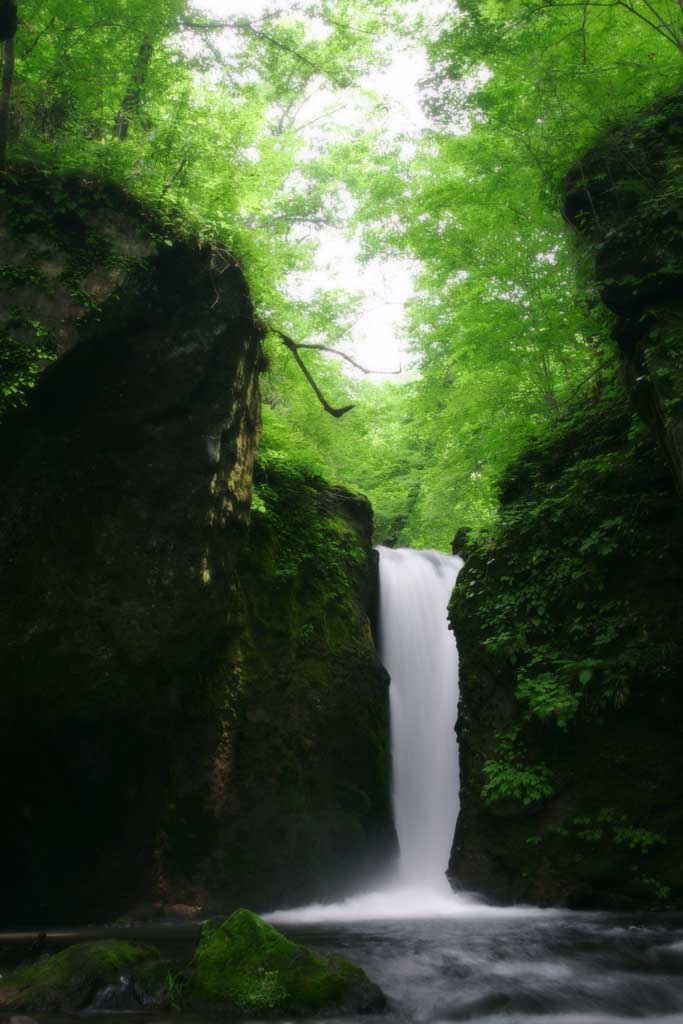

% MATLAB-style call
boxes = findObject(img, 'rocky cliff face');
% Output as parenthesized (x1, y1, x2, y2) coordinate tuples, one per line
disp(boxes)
(0, 171, 393, 924)
(449, 396, 683, 908)
(169, 468, 395, 913)
(449, 95, 683, 910)
(564, 94, 683, 495)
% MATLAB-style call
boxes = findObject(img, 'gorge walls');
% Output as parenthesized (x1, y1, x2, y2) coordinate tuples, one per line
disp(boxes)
(564, 93, 683, 495)
(450, 97, 683, 910)
(0, 171, 393, 924)
(450, 395, 683, 908)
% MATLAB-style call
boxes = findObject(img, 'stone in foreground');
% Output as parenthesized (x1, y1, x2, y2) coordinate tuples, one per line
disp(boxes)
(188, 909, 386, 1015)
(0, 940, 170, 1012)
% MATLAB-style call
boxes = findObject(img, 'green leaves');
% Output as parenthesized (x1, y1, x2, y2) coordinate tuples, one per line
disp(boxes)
(481, 729, 555, 806)
(452, 388, 683, 824)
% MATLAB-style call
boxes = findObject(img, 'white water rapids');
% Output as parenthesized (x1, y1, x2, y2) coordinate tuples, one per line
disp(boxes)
(267, 546, 550, 924)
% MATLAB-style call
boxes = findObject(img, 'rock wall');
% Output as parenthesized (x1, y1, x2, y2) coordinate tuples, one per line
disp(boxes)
(450, 393, 683, 909)
(160, 469, 395, 913)
(449, 95, 683, 911)
(564, 93, 683, 495)
(0, 171, 394, 925)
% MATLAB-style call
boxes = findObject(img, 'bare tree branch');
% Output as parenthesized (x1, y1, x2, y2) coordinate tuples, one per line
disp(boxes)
(267, 326, 403, 418)
(20, 15, 55, 59)
(273, 330, 355, 417)
(294, 342, 402, 375)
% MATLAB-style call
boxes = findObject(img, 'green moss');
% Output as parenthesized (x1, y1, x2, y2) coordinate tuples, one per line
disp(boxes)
(451, 388, 683, 906)
(0, 167, 158, 421)
(188, 909, 371, 1012)
(0, 939, 161, 1011)
(247, 468, 368, 650)
(158, 463, 393, 908)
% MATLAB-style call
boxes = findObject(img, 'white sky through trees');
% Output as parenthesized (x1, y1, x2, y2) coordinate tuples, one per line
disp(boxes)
(195, 0, 450, 376)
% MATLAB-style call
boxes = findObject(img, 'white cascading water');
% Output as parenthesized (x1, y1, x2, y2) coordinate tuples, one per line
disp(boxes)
(378, 546, 463, 889)
(267, 547, 548, 923)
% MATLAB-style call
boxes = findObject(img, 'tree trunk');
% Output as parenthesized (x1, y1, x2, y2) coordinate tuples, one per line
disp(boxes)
(113, 36, 154, 141)
(0, 0, 16, 43)
(0, 29, 16, 170)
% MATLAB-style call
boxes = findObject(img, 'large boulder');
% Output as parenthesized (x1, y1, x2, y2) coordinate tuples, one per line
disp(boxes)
(187, 910, 385, 1015)
(0, 940, 170, 1012)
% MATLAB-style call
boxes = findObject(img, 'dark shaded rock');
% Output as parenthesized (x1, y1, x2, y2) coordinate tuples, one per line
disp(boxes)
(187, 909, 386, 1016)
(90, 976, 147, 1012)
(0, 172, 394, 924)
(0, 940, 168, 1012)
(161, 469, 396, 912)
(0, 936, 47, 971)
(564, 94, 683, 494)
(450, 394, 683, 908)
(451, 527, 472, 559)
(0, 172, 264, 924)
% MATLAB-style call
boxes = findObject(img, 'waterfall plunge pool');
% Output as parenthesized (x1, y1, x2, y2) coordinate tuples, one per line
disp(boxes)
(3, 911, 683, 1024)
(280, 911, 683, 1023)
(259, 547, 683, 1020)
(4, 550, 682, 1022)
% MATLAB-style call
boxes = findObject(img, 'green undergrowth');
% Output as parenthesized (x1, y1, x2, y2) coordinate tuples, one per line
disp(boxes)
(247, 461, 369, 651)
(0, 166, 181, 420)
(451, 385, 683, 901)
(456, 389, 682, 747)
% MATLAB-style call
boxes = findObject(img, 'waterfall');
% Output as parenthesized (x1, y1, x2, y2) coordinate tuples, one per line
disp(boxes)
(378, 546, 463, 890)
(267, 545, 497, 923)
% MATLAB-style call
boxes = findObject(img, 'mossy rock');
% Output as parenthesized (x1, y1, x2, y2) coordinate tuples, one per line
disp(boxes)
(0, 939, 171, 1012)
(187, 909, 385, 1016)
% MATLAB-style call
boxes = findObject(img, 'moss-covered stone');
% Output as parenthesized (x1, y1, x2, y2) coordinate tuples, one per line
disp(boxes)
(0, 166, 160, 419)
(187, 910, 385, 1015)
(450, 96, 683, 911)
(565, 93, 683, 495)
(179, 469, 394, 909)
(0, 940, 169, 1012)
(158, 466, 395, 912)
(450, 392, 683, 909)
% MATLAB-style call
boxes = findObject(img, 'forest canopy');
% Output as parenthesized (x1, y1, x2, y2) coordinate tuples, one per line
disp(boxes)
(2, 0, 680, 547)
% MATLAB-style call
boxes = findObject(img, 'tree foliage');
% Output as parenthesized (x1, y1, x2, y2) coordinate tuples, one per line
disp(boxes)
(1, 0, 680, 545)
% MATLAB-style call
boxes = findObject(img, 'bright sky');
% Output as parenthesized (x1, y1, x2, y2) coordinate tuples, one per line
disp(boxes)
(196, 0, 450, 377)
